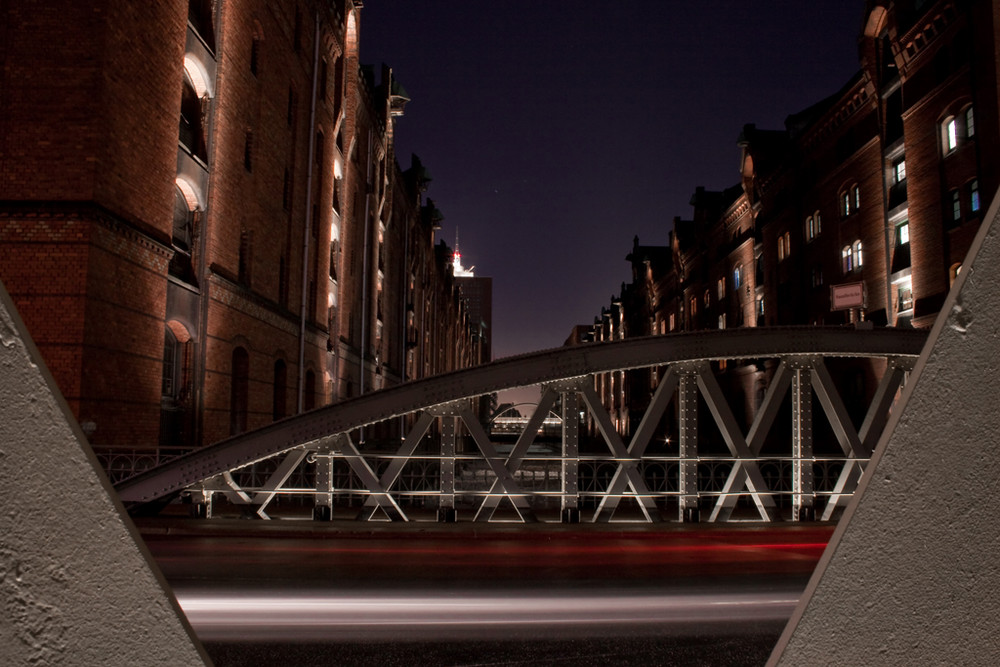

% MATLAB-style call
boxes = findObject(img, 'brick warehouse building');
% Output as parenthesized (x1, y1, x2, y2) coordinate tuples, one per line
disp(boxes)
(0, 0, 485, 454)
(578, 0, 1000, 438)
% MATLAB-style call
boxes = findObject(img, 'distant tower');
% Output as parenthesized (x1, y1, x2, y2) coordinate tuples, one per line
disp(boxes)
(452, 227, 475, 277)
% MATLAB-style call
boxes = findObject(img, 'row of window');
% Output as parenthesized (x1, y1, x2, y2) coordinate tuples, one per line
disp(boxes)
(841, 241, 864, 274)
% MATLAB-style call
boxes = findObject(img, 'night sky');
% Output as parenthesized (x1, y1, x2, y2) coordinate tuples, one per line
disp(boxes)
(361, 1, 866, 360)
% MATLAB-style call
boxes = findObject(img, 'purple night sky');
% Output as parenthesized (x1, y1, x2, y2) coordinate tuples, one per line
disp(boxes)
(361, 1, 866, 360)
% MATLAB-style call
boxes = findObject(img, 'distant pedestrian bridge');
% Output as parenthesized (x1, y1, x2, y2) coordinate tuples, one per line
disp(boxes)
(116, 327, 927, 524)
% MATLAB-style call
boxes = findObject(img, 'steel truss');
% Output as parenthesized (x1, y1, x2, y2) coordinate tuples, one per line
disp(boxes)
(117, 327, 926, 522)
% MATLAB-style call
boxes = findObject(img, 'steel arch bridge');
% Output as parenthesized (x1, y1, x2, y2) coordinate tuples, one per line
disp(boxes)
(116, 327, 928, 523)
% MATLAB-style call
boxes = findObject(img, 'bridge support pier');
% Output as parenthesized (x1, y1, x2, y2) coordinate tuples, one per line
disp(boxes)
(561, 390, 580, 523)
(438, 408, 458, 522)
(678, 368, 699, 522)
(313, 452, 334, 521)
(791, 361, 816, 521)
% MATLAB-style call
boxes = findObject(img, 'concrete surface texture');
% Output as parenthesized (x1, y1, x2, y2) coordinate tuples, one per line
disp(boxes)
(0, 281, 209, 665)
(771, 192, 1000, 665)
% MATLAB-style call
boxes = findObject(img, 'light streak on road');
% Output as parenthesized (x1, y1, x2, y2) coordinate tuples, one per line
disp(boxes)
(175, 588, 802, 642)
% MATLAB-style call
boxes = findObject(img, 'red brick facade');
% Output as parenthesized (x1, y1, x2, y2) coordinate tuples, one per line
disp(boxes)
(0, 0, 484, 452)
(583, 0, 1000, 436)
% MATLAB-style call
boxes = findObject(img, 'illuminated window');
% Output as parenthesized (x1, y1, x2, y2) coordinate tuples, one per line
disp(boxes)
(718, 314, 726, 330)
(854, 241, 863, 268)
(756, 297, 764, 324)
(944, 117, 958, 152)
(897, 281, 913, 313)
(970, 179, 980, 213)
(669, 312, 676, 331)
(893, 159, 906, 184)
(689, 295, 697, 317)
(733, 264, 743, 289)
(842, 246, 853, 274)
(805, 213, 821, 242)
(853, 185, 861, 211)
(717, 277, 725, 300)
(841, 191, 851, 217)
(777, 232, 790, 261)
(897, 222, 909, 245)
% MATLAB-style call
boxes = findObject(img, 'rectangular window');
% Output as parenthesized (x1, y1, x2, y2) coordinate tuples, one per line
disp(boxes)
(669, 312, 676, 332)
(718, 314, 726, 330)
(946, 118, 958, 151)
(893, 159, 906, 184)
(966, 107, 975, 138)
(951, 189, 961, 222)
(970, 179, 980, 213)
(897, 222, 909, 245)
(853, 185, 861, 211)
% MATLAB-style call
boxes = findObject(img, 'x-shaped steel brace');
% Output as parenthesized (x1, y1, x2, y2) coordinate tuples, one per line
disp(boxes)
(820, 357, 912, 520)
(473, 389, 560, 522)
(331, 432, 407, 522)
(355, 411, 436, 521)
(580, 381, 665, 523)
(697, 361, 782, 522)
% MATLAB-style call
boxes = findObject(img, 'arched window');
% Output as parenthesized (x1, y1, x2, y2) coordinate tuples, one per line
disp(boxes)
(230, 347, 249, 435)
(854, 241, 864, 269)
(943, 116, 958, 153)
(272, 359, 287, 421)
(842, 245, 853, 274)
(162, 329, 180, 399)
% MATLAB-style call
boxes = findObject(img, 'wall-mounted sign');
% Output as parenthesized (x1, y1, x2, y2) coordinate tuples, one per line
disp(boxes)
(830, 281, 866, 311)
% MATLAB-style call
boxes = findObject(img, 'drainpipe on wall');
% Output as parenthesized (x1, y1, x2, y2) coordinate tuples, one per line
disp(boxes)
(298, 13, 321, 413)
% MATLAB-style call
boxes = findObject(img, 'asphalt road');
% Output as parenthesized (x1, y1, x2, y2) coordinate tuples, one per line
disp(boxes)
(139, 518, 832, 666)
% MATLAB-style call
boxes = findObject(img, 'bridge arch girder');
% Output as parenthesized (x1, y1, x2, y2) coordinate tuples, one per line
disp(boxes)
(116, 327, 928, 516)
